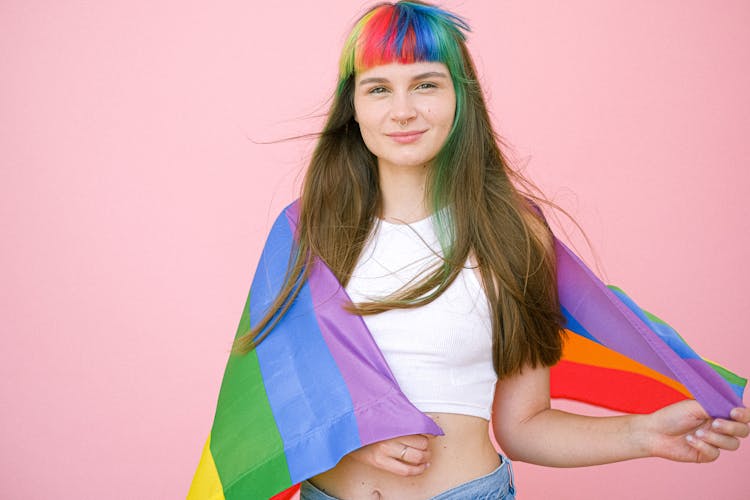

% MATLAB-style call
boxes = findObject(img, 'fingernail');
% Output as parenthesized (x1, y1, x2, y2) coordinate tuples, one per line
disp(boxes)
(695, 429, 706, 438)
(730, 408, 740, 419)
(686, 434, 695, 444)
(711, 420, 721, 429)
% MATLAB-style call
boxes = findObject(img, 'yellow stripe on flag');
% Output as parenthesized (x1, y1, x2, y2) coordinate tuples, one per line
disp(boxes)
(187, 435, 225, 500)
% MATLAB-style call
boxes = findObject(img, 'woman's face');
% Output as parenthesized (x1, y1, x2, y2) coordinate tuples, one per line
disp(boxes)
(353, 61, 456, 172)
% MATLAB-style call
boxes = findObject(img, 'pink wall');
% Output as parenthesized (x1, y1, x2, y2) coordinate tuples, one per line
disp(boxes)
(1, 1, 748, 498)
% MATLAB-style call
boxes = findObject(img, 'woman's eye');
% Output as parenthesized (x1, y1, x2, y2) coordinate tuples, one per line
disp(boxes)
(416, 82, 437, 90)
(368, 86, 388, 95)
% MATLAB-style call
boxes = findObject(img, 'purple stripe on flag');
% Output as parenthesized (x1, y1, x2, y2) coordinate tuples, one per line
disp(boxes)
(555, 238, 739, 418)
(556, 240, 672, 375)
(685, 358, 743, 410)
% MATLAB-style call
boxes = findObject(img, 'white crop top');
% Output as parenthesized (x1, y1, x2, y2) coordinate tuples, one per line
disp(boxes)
(345, 215, 497, 420)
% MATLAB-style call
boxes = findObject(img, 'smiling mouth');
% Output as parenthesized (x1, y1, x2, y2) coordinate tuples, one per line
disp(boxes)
(386, 130, 426, 144)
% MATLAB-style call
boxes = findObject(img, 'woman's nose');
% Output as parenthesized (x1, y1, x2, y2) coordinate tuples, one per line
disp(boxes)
(390, 92, 417, 124)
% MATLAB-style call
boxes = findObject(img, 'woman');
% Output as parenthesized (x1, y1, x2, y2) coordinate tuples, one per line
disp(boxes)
(234, 2, 749, 499)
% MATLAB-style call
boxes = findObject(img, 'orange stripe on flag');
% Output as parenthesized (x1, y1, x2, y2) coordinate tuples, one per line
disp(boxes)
(561, 330, 692, 398)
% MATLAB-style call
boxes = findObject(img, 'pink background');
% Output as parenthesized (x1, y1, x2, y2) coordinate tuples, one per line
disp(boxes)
(2, 1, 748, 498)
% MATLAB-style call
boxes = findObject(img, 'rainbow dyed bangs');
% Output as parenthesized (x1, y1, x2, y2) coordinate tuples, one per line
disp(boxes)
(338, 1, 470, 84)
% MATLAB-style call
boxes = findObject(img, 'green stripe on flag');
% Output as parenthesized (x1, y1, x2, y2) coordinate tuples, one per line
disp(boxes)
(210, 290, 292, 499)
(706, 359, 748, 388)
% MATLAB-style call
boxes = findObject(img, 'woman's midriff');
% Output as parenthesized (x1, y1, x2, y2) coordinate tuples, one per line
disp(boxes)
(309, 413, 500, 500)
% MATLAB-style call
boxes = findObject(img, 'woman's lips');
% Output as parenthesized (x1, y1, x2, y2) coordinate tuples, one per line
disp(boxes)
(386, 130, 426, 144)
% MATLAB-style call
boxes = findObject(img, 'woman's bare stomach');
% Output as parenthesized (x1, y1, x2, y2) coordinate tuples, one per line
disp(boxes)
(309, 413, 500, 500)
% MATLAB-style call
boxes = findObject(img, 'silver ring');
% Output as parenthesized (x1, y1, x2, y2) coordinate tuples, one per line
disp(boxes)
(399, 445, 409, 460)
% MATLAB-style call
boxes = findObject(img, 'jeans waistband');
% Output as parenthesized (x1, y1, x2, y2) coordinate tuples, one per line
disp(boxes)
(300, 454, 515, 500)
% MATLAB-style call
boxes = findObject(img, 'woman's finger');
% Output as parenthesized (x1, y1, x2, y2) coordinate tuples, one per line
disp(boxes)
(730, 407, 750, 424)
(399, 434, 430, 451)
(373, 454, 429, 476)
(711, 418, 750, 439)
(386, 441, 431, 465)
(685, 434, 721, 462)
(693, 428, 740, 452)
(399, 445, 430, 465)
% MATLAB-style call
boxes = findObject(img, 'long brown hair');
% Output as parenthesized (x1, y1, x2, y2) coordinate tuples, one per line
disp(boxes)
(234, 1, 564, 379)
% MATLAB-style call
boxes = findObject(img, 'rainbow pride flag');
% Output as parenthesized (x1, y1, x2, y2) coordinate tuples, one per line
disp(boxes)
(188, 201, 745, 500)
(550, 241, 745, 415)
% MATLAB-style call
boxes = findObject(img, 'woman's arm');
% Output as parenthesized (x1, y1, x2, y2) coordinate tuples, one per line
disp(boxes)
(492, 364, 750, 467)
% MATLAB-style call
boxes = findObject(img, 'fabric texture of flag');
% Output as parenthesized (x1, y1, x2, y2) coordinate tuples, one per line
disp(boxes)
(188, 201, 745, 500)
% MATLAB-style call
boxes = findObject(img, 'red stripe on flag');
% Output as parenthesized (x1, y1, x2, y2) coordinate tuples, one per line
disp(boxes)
(551, 360, 689, 414)
(270, 483, 300, 500)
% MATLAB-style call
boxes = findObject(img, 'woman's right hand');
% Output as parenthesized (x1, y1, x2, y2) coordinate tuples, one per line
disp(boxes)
(347, 434, 432, 476)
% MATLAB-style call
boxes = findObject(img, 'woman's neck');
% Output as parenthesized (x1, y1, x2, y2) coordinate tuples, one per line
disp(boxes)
(377, 161, 430, 224)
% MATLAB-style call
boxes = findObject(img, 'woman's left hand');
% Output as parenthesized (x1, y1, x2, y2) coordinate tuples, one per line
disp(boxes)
(644, 400, 750, 463)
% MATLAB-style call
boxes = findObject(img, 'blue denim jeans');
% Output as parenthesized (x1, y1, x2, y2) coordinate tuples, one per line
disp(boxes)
(300, 454, 515, 500)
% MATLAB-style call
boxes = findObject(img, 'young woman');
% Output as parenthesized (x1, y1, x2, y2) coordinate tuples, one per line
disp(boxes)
(234, 2, 749, 498)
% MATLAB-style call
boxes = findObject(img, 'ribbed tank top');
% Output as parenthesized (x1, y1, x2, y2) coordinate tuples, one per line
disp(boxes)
(345, 215, 497, 420)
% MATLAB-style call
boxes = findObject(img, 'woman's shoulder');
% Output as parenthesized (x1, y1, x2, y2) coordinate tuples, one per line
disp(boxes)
(518, 198, 555, 255)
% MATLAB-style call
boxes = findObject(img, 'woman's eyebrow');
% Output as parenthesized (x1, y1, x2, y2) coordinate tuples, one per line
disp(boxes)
(357, 71, 449, 86)
(358, 77, 389, 86)
(411, 71, 449, 81)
